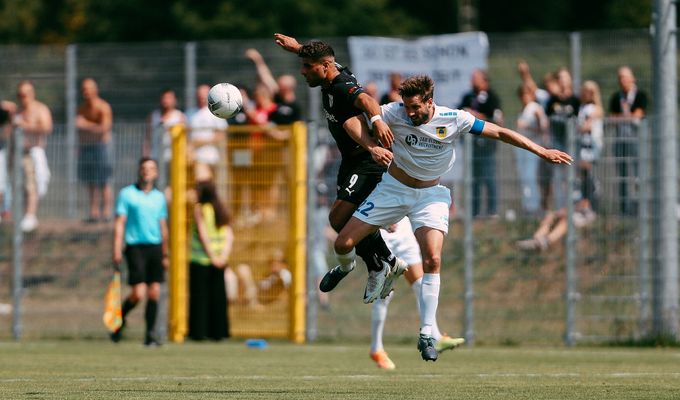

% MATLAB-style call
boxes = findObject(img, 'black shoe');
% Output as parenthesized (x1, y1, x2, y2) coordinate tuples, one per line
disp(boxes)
(417, 334, 438, 362)
(319, 265, 353, 293)
(109, 320, 125, 343)
(144, 334, 162, 347)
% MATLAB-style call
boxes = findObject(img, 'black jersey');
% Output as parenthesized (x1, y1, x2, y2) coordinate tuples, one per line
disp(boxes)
(321, 66, 385, 174)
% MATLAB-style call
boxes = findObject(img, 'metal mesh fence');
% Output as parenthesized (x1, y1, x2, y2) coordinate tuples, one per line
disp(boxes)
(0, 29, 676, 344)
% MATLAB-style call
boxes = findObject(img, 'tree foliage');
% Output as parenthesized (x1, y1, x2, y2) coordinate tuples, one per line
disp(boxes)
(0, 0, 655, 44)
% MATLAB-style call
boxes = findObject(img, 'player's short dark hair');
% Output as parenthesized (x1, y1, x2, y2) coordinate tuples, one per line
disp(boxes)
(298, 40, 335, 61)
(398, 75, 434, 102)
(138, 156, 158, 167)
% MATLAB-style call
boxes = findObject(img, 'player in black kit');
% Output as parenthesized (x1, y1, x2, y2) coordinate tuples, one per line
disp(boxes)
(274, 33, 407, 303)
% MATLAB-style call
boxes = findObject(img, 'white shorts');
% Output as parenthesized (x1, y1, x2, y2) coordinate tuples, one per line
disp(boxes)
(354, 172, 451, 234)
(380, 217, 422, 265)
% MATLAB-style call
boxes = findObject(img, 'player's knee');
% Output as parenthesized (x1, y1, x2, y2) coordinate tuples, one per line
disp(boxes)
(422, 255, 441, 273)
(334, 235, 354, 255)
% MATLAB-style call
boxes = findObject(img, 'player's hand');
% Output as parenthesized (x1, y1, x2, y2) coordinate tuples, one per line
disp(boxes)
(112, 251, 122, 266)
(372, 120, 394, 148)
(541, 149, 573, 165)
(370, 146, 393, 167)
(162, 255, 170, 270)
(274, 33, 302, 54)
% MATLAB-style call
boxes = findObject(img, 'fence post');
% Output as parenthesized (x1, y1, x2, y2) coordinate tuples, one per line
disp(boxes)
(637, 119, 650, 337)
(184, 42, 197, 113)
(290, 122, 308, 344)
(564, 118, 578, 346)
(11, 127, 24, 340)
(569, 32, 581, 96)
(168, 124, 188, 343)
(463, 132, 474, 345)
(305, 88, 321, 342)
(651, 0, 678, 339)
(65, 44, 78, 218)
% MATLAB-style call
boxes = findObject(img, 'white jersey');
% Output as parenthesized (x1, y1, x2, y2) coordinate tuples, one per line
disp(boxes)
(381, 102, 482, 181)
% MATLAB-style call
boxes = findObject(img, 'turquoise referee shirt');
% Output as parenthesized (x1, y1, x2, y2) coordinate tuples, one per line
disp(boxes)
(115, 184, 167, 245)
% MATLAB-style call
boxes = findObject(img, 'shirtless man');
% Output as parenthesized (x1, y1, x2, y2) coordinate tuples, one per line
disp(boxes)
(77, 78, 114, 222)
(15, 81, 52, 232)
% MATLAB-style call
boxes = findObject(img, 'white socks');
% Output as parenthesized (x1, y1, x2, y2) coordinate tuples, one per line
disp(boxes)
(370, 292, 392, 353)
(411, 276, 442, 340)
(419, 273, 440, 337)
(336, 248, 356, 273)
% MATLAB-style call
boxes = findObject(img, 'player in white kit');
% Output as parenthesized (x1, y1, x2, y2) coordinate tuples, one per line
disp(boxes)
(370, 216, 464, 369)
(334, 75, 572, 361)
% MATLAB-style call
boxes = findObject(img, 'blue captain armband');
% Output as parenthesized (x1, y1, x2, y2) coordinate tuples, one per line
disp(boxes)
(470, 118, 485, 135)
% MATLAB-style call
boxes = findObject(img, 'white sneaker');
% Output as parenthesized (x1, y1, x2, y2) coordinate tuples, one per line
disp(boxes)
(363, 265, 390, 304)
(380, 257, 408, 299)
(20, 214, 38, 232)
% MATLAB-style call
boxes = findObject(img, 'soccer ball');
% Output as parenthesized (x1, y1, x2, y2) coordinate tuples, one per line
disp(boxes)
(208, 83, 243, 119)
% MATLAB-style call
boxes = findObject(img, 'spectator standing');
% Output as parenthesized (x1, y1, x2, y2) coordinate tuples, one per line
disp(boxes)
(188, 84, 227, 173)
(380, 72, 402, 105)
(515, 84, 549, 214)
(459, 69, 503, 218)
(544, 68, 580, 211)
(77, 78, 114, 223)
(145, 89, 186, 186)
(363, 81, 380, 101)
(608, 66, 647, 216)
(189, 180, 233, 341)
(245, 48, 302, 123)
(517, 61, 560, 110)
(111, 157, 168, 346)
(576, 80, 604, 218)
(15, 81, 52, 232)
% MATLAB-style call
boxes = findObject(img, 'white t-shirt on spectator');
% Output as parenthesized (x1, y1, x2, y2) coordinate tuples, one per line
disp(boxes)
(189, 106, 228, 165)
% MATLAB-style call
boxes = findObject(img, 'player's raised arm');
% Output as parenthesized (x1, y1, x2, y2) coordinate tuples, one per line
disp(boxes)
(274, 33, 302, 54)
(480, 121, 573, 165)
(353, 92, 394, 148)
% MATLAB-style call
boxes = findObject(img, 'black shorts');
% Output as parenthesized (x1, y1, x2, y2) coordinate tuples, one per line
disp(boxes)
(336, 160, 384, 205)
(124, 244, 164, 285)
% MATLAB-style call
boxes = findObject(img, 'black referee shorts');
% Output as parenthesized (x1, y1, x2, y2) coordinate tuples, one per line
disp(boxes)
(124, 244, 165, 285)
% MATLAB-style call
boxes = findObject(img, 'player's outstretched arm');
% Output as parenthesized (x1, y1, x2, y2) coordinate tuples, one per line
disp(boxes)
(343, 115, 393, 167)
(481, 121, 573, 165)
(274, 33, 302, 54)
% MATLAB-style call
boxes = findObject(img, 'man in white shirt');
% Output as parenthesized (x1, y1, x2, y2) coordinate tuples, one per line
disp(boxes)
(332, 75, 572, 362)
(188, 84, 228, 170)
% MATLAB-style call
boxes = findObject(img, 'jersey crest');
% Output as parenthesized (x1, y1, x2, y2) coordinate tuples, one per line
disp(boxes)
(435, 127, 447, 138)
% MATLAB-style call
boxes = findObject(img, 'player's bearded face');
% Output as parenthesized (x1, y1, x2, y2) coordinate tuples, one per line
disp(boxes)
(300, 59, 325, 87)
(403, 95, 433, 126)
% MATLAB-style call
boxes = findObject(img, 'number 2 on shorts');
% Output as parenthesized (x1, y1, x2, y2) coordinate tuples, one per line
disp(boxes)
(358, 199, 374, 216)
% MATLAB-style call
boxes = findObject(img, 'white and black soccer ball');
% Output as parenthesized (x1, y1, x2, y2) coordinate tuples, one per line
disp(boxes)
(208, 83, 243, 119)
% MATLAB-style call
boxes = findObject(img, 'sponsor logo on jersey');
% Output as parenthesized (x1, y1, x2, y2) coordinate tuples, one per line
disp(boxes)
(348, 86, 358, 95)
(435, 127, 447, 138)
(405, 134, 443, 150)
(439, 111, 457, 117)
(405, 134, 419, 146)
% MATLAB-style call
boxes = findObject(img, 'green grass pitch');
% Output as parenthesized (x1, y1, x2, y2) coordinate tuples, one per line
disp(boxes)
(0, 340, 678, 399)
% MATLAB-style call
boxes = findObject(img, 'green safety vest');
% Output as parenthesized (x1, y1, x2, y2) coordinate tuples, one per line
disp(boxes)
(190, 204, 228, 266)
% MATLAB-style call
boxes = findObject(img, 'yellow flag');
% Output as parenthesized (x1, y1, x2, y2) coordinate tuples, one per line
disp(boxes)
(103, 271, 123, 332)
